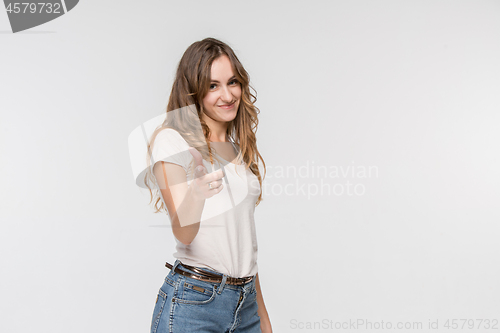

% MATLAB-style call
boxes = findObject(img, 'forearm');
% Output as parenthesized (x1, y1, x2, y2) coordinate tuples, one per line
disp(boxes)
(255, 273, 272, 331)
(154, 162, 206, 245)
(171, 184, 204, 244)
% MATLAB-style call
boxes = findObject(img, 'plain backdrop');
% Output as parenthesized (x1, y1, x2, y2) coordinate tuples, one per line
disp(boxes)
(1, 1, 499, 332)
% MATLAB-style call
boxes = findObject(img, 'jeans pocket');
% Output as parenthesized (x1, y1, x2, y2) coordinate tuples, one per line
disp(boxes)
(150, 288, 167, 333)
(173, 278, 217, 305)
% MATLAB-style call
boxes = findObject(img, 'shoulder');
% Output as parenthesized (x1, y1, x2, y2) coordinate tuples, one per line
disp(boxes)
(157, 127, 181, 139)
(156, 128, 189, 146)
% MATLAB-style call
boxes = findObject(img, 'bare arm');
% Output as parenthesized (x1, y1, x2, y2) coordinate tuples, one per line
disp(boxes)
(255, 273, 273, 332)
(153, 156, 224, 245)
(153, 161, 204, 245)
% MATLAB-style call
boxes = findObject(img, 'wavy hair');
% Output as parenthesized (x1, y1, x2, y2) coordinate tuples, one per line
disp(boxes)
(143, 37, 266, 214)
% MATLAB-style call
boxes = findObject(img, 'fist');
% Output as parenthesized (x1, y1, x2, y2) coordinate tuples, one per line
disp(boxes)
(188, 147, 225, 199)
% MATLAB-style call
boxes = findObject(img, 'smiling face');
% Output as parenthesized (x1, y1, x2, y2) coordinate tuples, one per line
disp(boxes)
(201, 55, 242, 131)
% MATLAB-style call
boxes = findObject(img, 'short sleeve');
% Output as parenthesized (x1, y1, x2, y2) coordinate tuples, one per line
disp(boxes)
(150, 128, 193, 176)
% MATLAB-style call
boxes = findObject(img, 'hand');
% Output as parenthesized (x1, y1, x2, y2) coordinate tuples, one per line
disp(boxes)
(188, 147, 224, 200)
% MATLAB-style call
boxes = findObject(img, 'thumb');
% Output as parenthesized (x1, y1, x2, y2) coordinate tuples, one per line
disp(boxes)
(188, 147, 207, 178)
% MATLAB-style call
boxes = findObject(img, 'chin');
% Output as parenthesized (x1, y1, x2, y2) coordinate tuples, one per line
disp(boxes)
(222, 116, 237, 123)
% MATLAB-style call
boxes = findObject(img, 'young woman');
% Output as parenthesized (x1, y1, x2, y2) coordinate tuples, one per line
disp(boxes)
(142, 38, 272, 332)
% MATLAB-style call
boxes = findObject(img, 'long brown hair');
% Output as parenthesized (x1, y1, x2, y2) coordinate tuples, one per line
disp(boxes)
(143, 37, 266, 214)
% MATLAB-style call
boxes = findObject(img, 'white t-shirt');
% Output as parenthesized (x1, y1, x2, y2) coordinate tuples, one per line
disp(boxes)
(150, 128, 260, 278)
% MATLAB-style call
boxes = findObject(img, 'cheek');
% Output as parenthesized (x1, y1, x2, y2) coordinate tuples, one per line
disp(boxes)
(202, 94, 215, 108)
(234, 87, 242, 100)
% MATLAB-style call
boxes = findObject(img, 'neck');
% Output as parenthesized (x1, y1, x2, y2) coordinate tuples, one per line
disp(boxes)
(209, 133, 229, 142)
(202, 113, 230, 142)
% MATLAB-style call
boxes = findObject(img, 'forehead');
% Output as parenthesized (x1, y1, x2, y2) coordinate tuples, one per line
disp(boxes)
(210, 55, 235, 79)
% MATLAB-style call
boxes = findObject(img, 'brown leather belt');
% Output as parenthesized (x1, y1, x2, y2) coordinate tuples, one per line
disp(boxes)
(165, 261, 254, 286)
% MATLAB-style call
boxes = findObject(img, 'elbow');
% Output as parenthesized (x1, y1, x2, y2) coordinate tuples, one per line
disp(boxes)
(171, 218, 199, 246)
(175, 235, 191, 246)
(176, 234, 193, 246)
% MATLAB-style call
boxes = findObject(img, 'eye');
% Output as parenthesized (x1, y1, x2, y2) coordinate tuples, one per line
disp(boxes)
(209, 83, 217, 90)
(229, 79, 239, 85)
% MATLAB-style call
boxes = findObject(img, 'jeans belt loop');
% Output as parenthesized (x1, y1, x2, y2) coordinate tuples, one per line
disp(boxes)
(218, 274, 228, 294)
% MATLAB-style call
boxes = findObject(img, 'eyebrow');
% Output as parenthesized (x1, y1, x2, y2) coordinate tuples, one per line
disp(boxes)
(210, 76, 237, 83)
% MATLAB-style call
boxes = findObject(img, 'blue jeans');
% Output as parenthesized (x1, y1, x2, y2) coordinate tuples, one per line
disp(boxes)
(150, 259, 261, 333)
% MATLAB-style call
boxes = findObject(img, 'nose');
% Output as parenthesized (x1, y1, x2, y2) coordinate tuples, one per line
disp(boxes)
(220, 85, 232, 103)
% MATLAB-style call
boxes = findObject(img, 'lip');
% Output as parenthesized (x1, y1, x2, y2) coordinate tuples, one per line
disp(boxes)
(218, 102, 235, 110)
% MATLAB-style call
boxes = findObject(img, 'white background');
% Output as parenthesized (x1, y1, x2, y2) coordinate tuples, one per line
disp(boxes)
(1, 1, 499, 332)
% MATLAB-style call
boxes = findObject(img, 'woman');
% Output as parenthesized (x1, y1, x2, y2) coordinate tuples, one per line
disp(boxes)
(143, 37, 272, 332)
